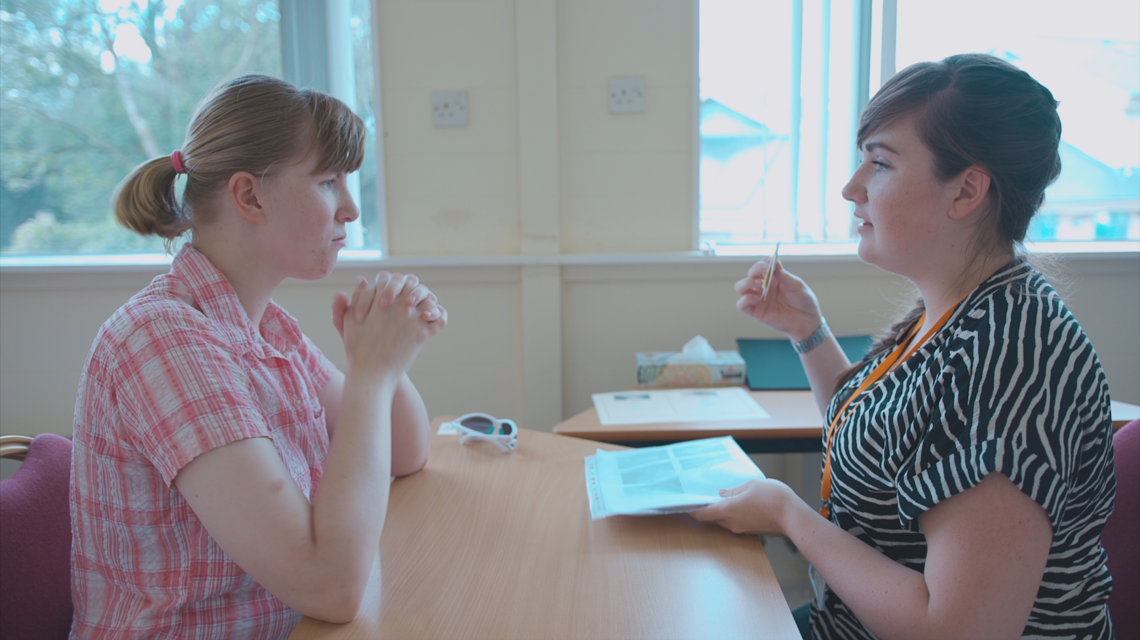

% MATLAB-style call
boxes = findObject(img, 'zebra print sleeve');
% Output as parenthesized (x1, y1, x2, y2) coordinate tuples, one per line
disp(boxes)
(893, 270, 1115, 535)
(813, 262, 1116, 640)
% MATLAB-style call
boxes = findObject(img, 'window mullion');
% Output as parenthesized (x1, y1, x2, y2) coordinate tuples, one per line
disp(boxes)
(819, 0, 832, 242)
(790, 0, 804, 242)
(880, 0, 897, 84)
(280, 0, 330, 93)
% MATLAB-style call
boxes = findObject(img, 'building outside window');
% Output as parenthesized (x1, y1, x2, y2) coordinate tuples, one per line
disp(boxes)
(895, 0, 1140, 243)
(0, 0, 381, 263)
(3, 2, 1136, 263)
(698, 0, 1140, 252)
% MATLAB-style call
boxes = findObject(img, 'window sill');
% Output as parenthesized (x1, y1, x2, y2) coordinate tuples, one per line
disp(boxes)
(1, 241, 1136, 276)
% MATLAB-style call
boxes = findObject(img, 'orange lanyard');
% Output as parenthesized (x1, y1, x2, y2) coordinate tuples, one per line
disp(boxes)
(819, 299, 964, 518)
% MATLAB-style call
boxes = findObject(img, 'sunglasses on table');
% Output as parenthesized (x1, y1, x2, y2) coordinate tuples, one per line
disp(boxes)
(451, 413, 518, 452)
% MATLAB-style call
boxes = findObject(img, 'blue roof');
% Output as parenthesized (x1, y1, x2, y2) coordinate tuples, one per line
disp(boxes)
(700, 99, 782, 139)
(1047, 141, 1140, 205)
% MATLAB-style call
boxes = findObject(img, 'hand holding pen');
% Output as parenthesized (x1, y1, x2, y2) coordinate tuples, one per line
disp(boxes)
(734, 246, 824, 343)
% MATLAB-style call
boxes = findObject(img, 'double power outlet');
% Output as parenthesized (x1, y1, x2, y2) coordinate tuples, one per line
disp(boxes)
(609, 76, 645, 114)
(432, 76, 644, 127)
(432, 90, 467, 127)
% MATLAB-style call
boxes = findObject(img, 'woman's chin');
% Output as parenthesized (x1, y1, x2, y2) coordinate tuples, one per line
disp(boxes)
(856, 237, 875, 265)
(296, 257, 338, 281)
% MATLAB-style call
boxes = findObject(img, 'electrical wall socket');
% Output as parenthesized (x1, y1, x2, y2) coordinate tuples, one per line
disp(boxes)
(432, 90, 467, 127)
(609, 77, 644, 114)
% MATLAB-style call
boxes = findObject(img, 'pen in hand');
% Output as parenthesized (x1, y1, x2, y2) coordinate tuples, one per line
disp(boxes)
(761, 242, 780, 300)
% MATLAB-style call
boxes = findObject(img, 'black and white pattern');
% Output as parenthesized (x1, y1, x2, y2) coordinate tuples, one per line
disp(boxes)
(811, 261, 1116, 640)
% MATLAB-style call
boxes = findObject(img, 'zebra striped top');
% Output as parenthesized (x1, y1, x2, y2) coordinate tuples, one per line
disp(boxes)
(811, 260, 1116, 640)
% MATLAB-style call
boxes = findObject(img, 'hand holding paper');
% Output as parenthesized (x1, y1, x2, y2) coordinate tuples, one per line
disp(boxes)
(584, 437, 766, 520)
(690, 477, 803, 537)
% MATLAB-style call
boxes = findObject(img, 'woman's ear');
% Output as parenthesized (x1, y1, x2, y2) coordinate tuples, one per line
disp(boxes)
(228, 172, 267, 224)
(949, 167, 992, 221)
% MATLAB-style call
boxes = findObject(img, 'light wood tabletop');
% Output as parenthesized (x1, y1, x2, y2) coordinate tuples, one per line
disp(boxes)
(288, 420, 799, 640)
(552, 390, 1140, 453)
(1112, 400, 1140, 428)
(553, 390, 824, 453)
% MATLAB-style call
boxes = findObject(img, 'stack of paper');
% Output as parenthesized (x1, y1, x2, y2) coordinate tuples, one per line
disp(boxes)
(584, 436, 765, 520)
(591, 387, 770, 425)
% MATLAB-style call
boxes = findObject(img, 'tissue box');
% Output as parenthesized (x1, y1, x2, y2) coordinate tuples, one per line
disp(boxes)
(636, 351, 746, 387)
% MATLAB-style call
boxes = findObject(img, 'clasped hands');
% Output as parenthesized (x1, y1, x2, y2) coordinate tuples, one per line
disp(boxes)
(332, 272, 448, 377)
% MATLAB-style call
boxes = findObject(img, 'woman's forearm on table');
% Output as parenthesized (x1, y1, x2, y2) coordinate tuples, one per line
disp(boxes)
(389, 373, 431, 476)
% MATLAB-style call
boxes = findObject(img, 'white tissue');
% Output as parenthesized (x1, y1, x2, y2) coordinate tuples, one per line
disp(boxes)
(667, 335, 718, 362)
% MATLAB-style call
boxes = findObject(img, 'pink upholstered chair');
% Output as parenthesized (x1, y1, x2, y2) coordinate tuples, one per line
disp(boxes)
(1103, 419, 1139, 639)
(0, 434, 74, 640)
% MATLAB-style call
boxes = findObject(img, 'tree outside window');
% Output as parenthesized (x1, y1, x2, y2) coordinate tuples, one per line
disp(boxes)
(1, 1, 326, 256)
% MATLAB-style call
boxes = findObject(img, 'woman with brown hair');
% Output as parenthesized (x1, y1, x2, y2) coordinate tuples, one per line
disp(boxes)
(70, 75, 447, 638)
(694, 54, 1116, 639)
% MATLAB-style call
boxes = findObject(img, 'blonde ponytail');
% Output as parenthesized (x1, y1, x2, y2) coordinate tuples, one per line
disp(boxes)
(113, 155, 190, 241)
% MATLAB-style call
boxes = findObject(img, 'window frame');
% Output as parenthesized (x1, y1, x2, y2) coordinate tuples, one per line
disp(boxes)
(694, 0, 1139, 256)
(694, 0, 888, 253)
(0, 0, 387, 268)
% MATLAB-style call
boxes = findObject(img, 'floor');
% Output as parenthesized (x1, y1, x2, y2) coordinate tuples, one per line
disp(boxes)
(748, 452, 822, 612)
(764, 535, 814, 610)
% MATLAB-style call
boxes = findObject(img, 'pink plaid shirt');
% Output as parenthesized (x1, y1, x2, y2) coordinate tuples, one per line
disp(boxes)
(70, 245, 337, 639)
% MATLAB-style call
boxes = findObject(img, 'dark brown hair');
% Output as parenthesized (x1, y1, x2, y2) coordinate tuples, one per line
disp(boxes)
(836, 53, 1063, 395)
(113, 74, 365, 242)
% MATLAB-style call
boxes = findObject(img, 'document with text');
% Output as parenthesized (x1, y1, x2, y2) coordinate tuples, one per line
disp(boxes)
(591, 387, 770, 425)
(584, 436, 765, 520)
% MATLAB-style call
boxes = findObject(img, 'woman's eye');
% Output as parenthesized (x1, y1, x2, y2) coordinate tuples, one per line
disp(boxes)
(872, 160, 889, 171)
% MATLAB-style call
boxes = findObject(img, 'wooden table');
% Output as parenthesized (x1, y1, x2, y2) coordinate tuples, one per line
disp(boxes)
(554, 390, 825, 453)
(1113, 400, 1140, 429)
(289, 421, 799, 640)
(553, 390, 1140, 454)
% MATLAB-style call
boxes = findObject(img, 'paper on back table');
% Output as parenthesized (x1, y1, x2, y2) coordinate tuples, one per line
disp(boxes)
(591, 387, 770, 425)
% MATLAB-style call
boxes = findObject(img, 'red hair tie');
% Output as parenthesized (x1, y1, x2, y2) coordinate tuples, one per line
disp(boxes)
(170, 150, 187, 174)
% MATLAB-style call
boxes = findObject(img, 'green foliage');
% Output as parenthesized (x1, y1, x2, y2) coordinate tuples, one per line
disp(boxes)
(0, 0, 283, 253)
(8, 211, 169, 253)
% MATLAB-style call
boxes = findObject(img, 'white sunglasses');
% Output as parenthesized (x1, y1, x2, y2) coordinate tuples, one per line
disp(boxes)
(451, 412, 518, 452)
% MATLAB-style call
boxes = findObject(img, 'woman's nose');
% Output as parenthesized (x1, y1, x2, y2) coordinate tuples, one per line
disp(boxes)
(338, 190, 360, 223)
(841, 169, 865, 203)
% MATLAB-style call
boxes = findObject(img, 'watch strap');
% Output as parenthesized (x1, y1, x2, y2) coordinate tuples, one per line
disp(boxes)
(793, 318, 831, 354)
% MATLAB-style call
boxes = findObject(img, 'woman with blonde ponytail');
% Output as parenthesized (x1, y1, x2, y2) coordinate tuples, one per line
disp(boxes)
(71, 74, 447, 638)
(694, 54, 1116, 640)
(113, 150, 192, 242)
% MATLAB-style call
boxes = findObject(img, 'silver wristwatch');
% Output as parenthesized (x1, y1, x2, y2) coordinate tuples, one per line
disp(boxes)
(792, 317, 831, 354)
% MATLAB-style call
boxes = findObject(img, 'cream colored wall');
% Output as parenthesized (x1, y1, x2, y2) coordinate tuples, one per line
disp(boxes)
(2, 255, 1137, 440)
(558, 0, 695, 253)
(378, 1, 522, 255)
(378, 0, 695, 256)
(2, 0, 1138, 447)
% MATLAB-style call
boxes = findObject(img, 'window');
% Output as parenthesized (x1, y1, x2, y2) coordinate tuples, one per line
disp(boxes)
(0, 0, 382, 263)
(698, 0, 1139, 252)
(896, 0, 1140, 243)
(699, 1, 864, 252)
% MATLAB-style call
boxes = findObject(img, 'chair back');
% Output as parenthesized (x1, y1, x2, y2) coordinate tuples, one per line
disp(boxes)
(1103, 418, 1139, 639)
(0, 433, 74, 640)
